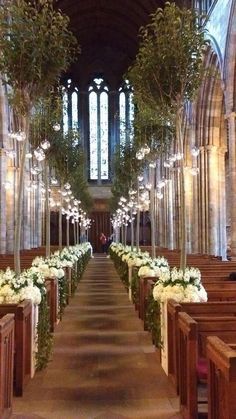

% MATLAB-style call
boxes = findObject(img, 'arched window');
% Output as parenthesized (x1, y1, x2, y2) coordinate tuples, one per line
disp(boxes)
(62, 79, 79, 134)
(119, 80, 134, 145)
(88, 78, 109, 181)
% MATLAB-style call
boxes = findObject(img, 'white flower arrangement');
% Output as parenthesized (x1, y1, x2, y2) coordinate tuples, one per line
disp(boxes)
(153, 266, 207, 303)
(138, 256, 169, 277)
(0, 267, 44, 305)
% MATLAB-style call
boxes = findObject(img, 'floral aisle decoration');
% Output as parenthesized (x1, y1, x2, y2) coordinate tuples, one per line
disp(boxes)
(0, 243, 91, 370)
(152, 267, 207, 303)
(152, 266, 207, 374)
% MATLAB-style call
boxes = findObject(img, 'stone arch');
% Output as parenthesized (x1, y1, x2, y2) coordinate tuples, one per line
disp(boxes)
(190, 47, 227, 258)
(195, 47, 226, 149)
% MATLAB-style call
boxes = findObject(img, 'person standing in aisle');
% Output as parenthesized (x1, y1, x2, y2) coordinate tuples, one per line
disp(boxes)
(99, 232, 107, 253)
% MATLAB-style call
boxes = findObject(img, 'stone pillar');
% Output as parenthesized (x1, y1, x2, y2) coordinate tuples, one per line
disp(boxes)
(199, 147, 207, 254)
(167, 179, 174, 250)
(191, 168, 199, 253)
(206, 145, 219, 255)
(6, 165, 15, 253)
(218, 147, 227, 259)
(184, 167, 193, 254)
(0, 149, 7, 253)
(227, 112, 236, 257)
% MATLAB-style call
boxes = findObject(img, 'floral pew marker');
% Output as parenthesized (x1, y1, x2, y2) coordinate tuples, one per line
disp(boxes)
(152, 267, 207, 375)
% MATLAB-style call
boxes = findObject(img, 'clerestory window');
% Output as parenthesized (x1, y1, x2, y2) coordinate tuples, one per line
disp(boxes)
(88, 78, 109, 181)
(119, 80, 134, 146)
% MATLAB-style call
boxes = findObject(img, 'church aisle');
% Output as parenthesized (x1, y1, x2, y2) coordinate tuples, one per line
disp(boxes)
(12, 255, 181, 419)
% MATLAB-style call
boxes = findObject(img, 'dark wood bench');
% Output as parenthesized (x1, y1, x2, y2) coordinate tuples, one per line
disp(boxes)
(207, 336, 236, 419)
(0, 300, 32, 396)
(0, 314, 14, 419)
(167, 299, 236, 393)
(178, 312, 236, 418)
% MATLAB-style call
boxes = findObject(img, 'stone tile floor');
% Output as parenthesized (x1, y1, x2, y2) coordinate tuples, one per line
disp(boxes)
(12, 255, 181, 419)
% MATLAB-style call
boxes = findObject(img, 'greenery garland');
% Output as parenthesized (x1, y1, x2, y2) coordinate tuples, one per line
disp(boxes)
(131, 269, 140, 304)
(58, 275, 68, 320)
(145, 294, 162, 348)
(36, 294, 53, 371)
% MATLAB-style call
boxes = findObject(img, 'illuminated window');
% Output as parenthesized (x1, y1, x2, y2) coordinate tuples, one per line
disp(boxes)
(89, 78, 109, 181)
(62, 80, 79, 133)
(119, 81, 134, 145)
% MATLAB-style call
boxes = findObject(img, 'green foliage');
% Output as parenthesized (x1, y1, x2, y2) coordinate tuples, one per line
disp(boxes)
(0, 0, 79, 114)
(131, 268, 140, 304)
(36, 294, 53, 370)
(49, 128, 93, 212)
(128, 2, 207, 113)
(110, 142, 144, 211)
(145, 294, 162, 348)
(58, 275, 68, 319)
(109, 247, 129, 289)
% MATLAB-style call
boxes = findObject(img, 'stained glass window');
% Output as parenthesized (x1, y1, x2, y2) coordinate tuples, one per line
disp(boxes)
(89, 91, 98, 180)
(62, 88, 68, 134)
(119, 92, 126, 146)
(72, 91, 78, 129)
(89, 78, 109, 181)
(119, 81, 134, 145)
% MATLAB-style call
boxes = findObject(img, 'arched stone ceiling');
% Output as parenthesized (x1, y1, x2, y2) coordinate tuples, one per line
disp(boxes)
(55, 0, 165, 88)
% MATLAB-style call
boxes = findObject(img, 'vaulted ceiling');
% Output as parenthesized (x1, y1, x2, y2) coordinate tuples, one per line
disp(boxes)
(56, 0, 165, 88)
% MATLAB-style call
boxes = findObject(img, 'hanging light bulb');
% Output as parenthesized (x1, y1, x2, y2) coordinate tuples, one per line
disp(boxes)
(64, 182, 71, 190)
(145, 183, 152, 191)
(158, 179, 166, 189)
(40, 139, 50, 150)
(136, 150, 145, 160)
(143, 144, 150, 155)
(31, 181, 38, 191)
(51, 177, 58, 185)
(191, 146, 200, 157)
(176, 152, 183, 160)
(31, 166, 41, 175)
(3, 181, 12, 190)
(53, 123, 60, 132)
(19, 131, 26, 141)
(5, 150, 16, 159)
(156, 191, 163, 199)
(190, 167, 199, 176)
(26, 152, 33, 159)
(34, 147, 45, 162)
(164, 160, 171, 168)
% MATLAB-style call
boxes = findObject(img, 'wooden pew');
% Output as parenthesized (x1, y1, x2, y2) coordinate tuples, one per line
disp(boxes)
(0, 300, 32, 396)
(178, 313, 236, 419)
(45, 278, 58, 332)
(0, 314, 14, 419)
(207, 336, 236, 419)
(167, 299, 236, 393)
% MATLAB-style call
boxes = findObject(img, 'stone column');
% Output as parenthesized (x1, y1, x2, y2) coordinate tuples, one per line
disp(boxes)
(167, 179, 174, 250)
(184, 167, 193, 254)
(191, 167, 199, 253)
(227, 112, 236, 257)
(218, 146, 227, 259)
(6, 165, 15, 253)
(0, 149, 7, 253)
(199, 147, 207, 253)
(206, 145, 219, 255)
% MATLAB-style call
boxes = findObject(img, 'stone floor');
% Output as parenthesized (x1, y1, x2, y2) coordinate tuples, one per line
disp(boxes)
(12, 255, 181, 419)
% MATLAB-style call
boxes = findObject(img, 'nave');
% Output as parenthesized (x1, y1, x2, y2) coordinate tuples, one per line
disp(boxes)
(12, 255, 180, 419)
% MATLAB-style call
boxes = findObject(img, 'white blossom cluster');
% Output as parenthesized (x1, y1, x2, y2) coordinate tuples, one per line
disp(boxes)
(153, 267, 207, 303)
(0, 243, 91, 306)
